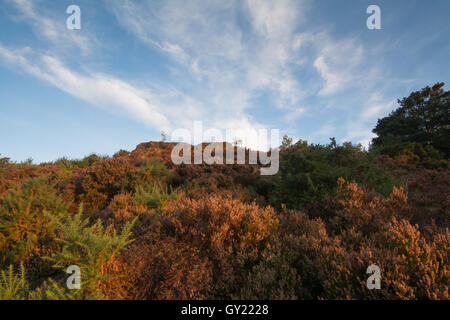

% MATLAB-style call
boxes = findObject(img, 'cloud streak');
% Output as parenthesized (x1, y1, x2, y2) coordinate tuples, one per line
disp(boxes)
(109, 0, 310, 116)
(9, 0, 94, 55)
(0, 45, 170, 130)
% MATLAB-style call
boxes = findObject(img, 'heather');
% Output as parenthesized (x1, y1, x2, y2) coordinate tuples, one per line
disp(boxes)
(0, 84, 448, 300)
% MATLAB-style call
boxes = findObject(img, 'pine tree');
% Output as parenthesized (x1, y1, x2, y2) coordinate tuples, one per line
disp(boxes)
(372, 82, 450, 158)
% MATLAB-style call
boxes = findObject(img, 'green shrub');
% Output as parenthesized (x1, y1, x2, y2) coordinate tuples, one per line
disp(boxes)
(133, 182, 177, 211)
(43, 207, 136, 299)
(0, 177, 69, 266)
(269, 139, 398, 210)
(135, 159, 171, 186)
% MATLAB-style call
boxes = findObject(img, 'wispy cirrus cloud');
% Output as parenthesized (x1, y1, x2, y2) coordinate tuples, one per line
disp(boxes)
(8, 0, 94, 55)
(109, 0, 310, 119)
(0, 45, 170, 130)
(108, 0, 392, 131)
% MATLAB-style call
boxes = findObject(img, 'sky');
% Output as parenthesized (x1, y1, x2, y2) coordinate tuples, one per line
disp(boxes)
(0, 0, 449, 163)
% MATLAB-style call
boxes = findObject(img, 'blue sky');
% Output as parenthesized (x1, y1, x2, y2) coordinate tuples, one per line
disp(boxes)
(0, 0, 449, 163)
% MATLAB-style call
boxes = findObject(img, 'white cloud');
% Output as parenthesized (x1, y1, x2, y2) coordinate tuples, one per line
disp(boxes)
(9, 0, 94, 55)
(314, 56, 343, 96)
(313, 36, 365, 96)
(0, 44, 270, 149)
(361, 94, 396, 120)
(311, 122, 336, 139)
(0, 45, 170, 130)
(342, 121, 376, 149)
(109, 0, 309, 117)
(284, 107, 307, 123)
(246, 0, 304, 40)
(344, 95, 397, 149)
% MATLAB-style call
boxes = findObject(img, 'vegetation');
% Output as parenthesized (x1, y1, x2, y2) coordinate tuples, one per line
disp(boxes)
(0, 83, 448, 300)
(372, 82, 449, 161)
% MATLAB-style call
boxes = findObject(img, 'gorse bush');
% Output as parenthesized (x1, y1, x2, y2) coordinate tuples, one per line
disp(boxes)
(42, 207, 136, 299)
(0, 177, 68, 267)
(268, 139, 398, 210)
(134, 182, 177, 211)
(135, 159, 171, 185)
(0, 205, 135, 300)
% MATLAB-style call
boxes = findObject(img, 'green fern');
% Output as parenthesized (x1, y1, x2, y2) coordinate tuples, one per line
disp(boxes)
(43, 206, 136, 299)
(0, 264, 29, 300)
(30, 279, 88, 300)
(134, 181, 177, 211)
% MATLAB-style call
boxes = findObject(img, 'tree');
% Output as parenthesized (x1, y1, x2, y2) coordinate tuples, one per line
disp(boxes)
(232, 137, 243, 147)
(160, 131, 168, 143)
(280, 135, 293, 150)
(372, 82, 450, 158)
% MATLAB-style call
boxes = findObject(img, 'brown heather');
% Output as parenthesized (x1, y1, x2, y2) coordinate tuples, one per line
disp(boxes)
(0, 139, 448, 299)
